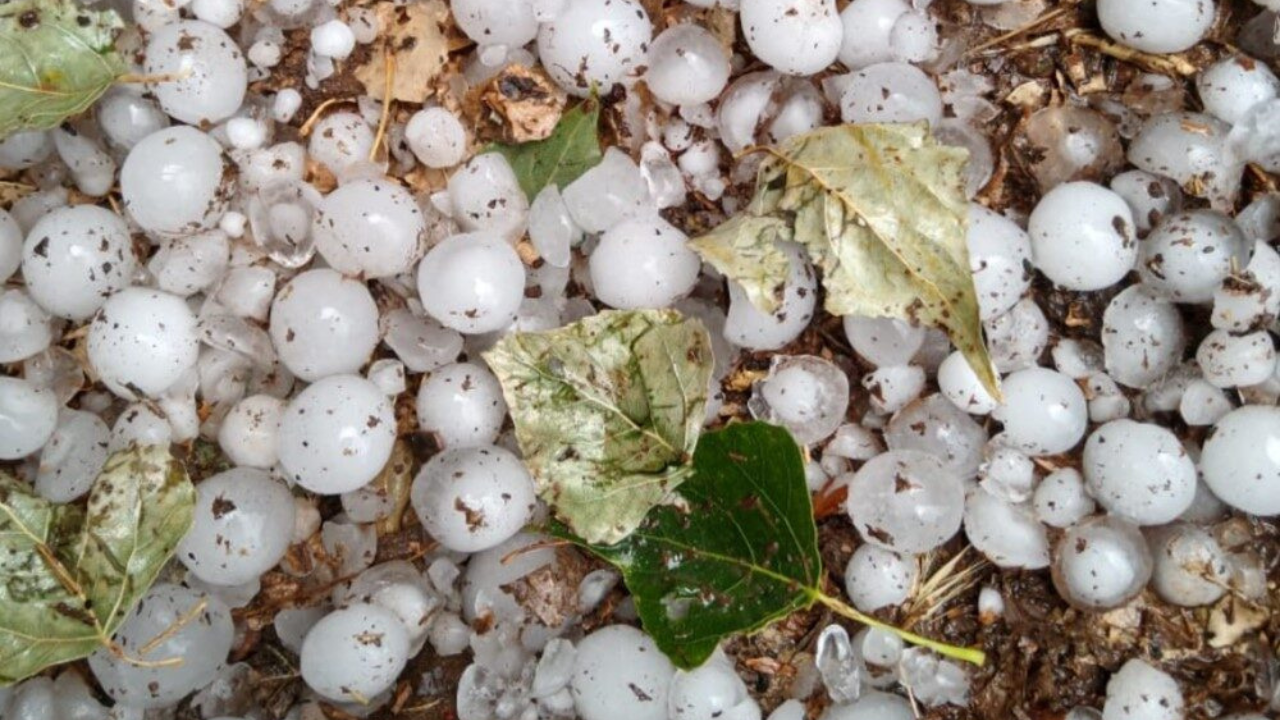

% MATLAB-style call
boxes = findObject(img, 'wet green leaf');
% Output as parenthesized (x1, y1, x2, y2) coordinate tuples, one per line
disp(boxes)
(484, 309, 714, 545)
(488, 100, 602, 198)
(0, 445, 195, 685)
(0, 0, 126, 140)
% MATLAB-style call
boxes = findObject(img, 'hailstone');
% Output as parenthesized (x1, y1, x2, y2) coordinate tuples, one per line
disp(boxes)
(410, 445, 536, 553)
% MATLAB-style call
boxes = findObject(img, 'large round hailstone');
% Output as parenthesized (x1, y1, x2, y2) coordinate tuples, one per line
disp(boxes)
(447, 153, 529, 241)
(992, 368, 1088, 456)
(843, 544, 918, 612)
(312, 179, 426, 279)
(843, 315, 925, 367)
(724, 241, 817, 351)
(299, 603, 411, 703)
(839, 62, 942, 125)
(1201, 405, 1280, 515)
(0, 208, 21, 282)
(217, 394, 286, 469)
(417, 231, 525, 334)
(450, 0, 537, 50)
(1139, 210, 1249, 303)
(277, 374, 396, 495)
(1102, 285, 1186, 389)
(845, 449, 964, 553)
(749, 355, 850, 445)
(1127, 112, 1239, 209)
(0, 289, 52, 363)
(821, 691, 914, 720)
(837, 0, 910, 69)
(885, 394, 988, 480)
(143, 20, 247, 125)
(645, 24, 732, 106)
(21, 205, 136, 320)
(1109, 170, 1183, 235)
(967, 204, 1032, 321)
(178, 468, 295, 585)
(537, 0, 653, 97)
(1101, 659, 1184, 720)
(1098, 0, 1214, 54)
(938, 350, 999, 415)
(410, 445, 535, 553)
(88, 584, 233, 709)
(572, 625, 675, 720)
(589, 215, 700, 310)
(268, 269, 379, 381)
(35, 409, 109, 503)
(1082, 420, 1196, 525)
(963, 488, 1050, 569)
(87, 288, 199, 399)
(415, 361, 507, 448)
(1197, 55, 1280, 125)
(121, 126, 230, 237)
(1051, 516, 1152, 611)
(1027, 181, 1137, 291)
(741, 0, 843, 77)
(1149, 524, 1231, 607)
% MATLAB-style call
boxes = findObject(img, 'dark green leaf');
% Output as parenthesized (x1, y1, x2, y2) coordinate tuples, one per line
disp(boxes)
(487, 100, 602, 198)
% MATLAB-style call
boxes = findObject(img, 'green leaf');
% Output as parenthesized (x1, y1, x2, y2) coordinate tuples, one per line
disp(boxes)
(484, 309, 714, 545)
(558, 422, 988, 670)
(0, 0, 126, 140)
(487, 100, 602, 198)
(687, 214, 793, 314)
(0, 445, 195, 685)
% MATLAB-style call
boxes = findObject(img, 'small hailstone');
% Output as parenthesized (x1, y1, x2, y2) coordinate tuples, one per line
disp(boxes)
(22, 204, 136, 321)
(382, 309, 464, 372)
(88, 288, 200, 400)
(1052, 339, 1106, 380)
(1028, 181, 1137, 291)
(749, 355, 850, 445)
(1021, 105, 1124, 192)
(967, 204, 1032, 321)
(461, 532, 555, 621)
(1101, 659, 1184, 720)
(34, 409, 108, 503)
(862, 365, 925, 414)
(845, 449, 964, 553)
(144, 21, 247, 125)
(191, 0, 243, 26)
(1200, 405, 1280, 514)
(837, 0, 910, 68)
(178, 468, 295, 585)
(24, 348, 85, 407)
(1196, 329, 1277, 388)
(589, 215, 700, 310)
(415, 362, 507, 448)
(537, 0, 652, 97)
(578, 568, 621, 614)
(367, 359, 406, 396)
(308, 112, 375, 178)
(979, 446, 1035, 502)
(53, 127, 115, 197)
(815, 624, 862, 704)
(843, 315, 924, 367)
(1083, 420, 1196, 525)
(563, 148, 652, 233)
(843, 544, 917, 611)
(321, 518, 378, 576)
(886, 394, 987, 479)
(1127, 113, 1240, 210)
(1033, 468, 1095, 528)
(715, 73, 778, 153)
(277, 374, 396, 495)
(272, 88, 303, 122)
(313, 178, 426, 278)
(411, 445, 535, 553)
(825, 424, 883, 462)
(269, 269, 380, 381)
(571, 625, 674, 720)
(311, 20, 355, 60)
(1052, 516, 1152, 611)
(899, 648, 970, 707)
(417, 231, 525, 334)
(822, 691, 914, 720)
(89, 584, 234, 709)
(667, 650, 754, 720)
(121, 126, 230, 237)
(984, 297, 1050, 373)
(248, 39, 283, 68)
(218, 394, 286, 469)
(770, 700, 808, 720)
(1213, 241, 1280, 331)
(1149, 523, 1230, 607)
(741, 0, 842, 77)
(300, 604, 411, 703)
(218, 211, 246, 238)
(452, 0, 537, 49)
(0, 289, 52, 363)
(640, 141, 686, 210)
(889, 10, 938, 63)
(964, 487, 1050, 569)
(339, 562, 439, 645)
(840, 63, 943, 125)
(1098, 0, 1214, 53)
(109, 403, 173, 452)
(1086, 373, 1131, 424)
(993, 368, 1088, 456)
(448, 153, 529, 240)
(645, 24, 732, 106)
(938, 350, 999, 415)
(528, 185, 579, 268)
(225, 117, 267, 150)
(1109, 170, 1182, 235)
(0, 209, 20, 282)
(1139, 210, 1249, 303)
(405, 107, 467, 168)
(214, 267, 277, 322)
(1103, 286, 1186, 389)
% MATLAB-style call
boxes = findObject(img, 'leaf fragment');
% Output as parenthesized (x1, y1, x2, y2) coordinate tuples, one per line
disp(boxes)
(483, 309, 713, 545)
(687, 214, 793, 314)
(0, 445, 195, 685)
(487, 100, 602, 198)
(353, 0, 449, 104)
(0, 0, 126, 140)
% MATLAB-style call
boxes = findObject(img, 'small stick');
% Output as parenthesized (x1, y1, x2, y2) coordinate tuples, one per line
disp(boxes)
(369, 51, 396, 162)
(1064, 29, 1198, 76)
(138, 597, 208, 656)
(964, 5, 1074, 57)
(299, 97, 358, 137)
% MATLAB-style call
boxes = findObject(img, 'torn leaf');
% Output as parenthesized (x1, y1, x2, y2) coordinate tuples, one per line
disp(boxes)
(688, 214, 793, 314)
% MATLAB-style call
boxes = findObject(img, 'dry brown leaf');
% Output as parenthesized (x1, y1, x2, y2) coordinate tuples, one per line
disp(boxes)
(479, 64, 567, 143)
(354, 0, 449, 104)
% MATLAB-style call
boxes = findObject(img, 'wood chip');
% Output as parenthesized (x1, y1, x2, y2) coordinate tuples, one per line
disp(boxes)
(479, 64, 568, 143)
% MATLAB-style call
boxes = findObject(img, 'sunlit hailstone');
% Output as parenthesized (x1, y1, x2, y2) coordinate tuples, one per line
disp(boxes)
(312, 178, 426, 279)
(644, 24, 732, 107)
(741, 0, 843, 77)
(268, 268, 380, 382)
(1027, 181, 1137, 292)
(571, 625, 675, 720)
(143, 20, 247, 126)
(537, 0, 653, 97)
(277, 374, 396, 495)
(1138, 210, 1249, 304)
(1051, 516, 1153, 611)
(415, 361, 507, 448)
(845, 449, 964, 554)
(21, 205, 136, 321)
(34, 409, 109, 503)
(177, 467, 295, 586)
(1199, 405, 1280, 515)
(417, 231, 525, 334)
(120, 126, 231, 237)
(89, 584, 234, 709)
(87, 287, 200, 400)
(1082, 420, 1197, 525)
(300, 603, 411, 703)
(843, 544, 918, 612)
(991, 367, 1088, 456)
(410, 445, 536, 553)
(1101, 659, 1184, 720)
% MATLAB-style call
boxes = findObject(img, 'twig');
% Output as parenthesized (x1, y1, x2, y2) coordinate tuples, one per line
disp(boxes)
(138, 598, 208, 656)
(370, 50, 396, 162)
(299, 97, 358, 137)
(964, 5, 1074, 57)
(1063, 29, 1198, 76)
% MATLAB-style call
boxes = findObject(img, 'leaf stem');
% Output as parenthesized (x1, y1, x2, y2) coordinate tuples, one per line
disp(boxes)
(811, 590, 986, 667)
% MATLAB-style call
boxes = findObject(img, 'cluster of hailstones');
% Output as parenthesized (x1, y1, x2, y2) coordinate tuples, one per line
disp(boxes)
(1, 0, 1280, 717)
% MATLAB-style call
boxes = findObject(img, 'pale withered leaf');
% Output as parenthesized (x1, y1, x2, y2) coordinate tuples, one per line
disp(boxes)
(483, 309, 714, 544)
(688, 214, 793, 314)
(0, 0, 126, 140)
(0, 445, 194, 685)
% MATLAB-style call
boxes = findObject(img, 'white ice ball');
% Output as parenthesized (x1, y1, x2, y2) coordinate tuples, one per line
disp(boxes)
(1139, 210, 1249, 303)
(886, 394, 988, 479)
(845, 449, 964, 553)
(750, 356, 850, 445)
(1101, 659, 1184, 720)
(1200, 405, 1280, 515)
(0, 289, 52, 363)
(0, 378, 57, 460)
(572, 625, 675, 720)
(1083, 420, 1196, 525)
(410, 445, 535, 553)
(217, 394, 285, 469)
(415, 361, 507, 448)
(417, 231, 526, 334)
(667, 651, 752, 720)
(150, 229, 230, 297)
(1109, 170, 1183, 235)
(843, 544, 917, 611)
(967, 204, 1032, 321)
(645, 24, 732, 106)
(992, 368, 1088, 456)
(843, 315, 924, 367)
(1128, 112, 1240, 209)
(405, 107, 468, 168)
(839, 62, 942, 126)
(308, 112, 374, 178)
(448, 153, 529, 241)
(300, 603, 411, 703)
(1033, 468, 1096, 528)
(589, 215, 700, 310)
(537, 0, 653, 96)
(35, 409, 110, 503)
(938, 350, 999, 415)
(822, 691, 913, 720)
(741, 0, 843, 77)
(964, 488, 1050, 569)
(277, 374, 396, 495)
(1149, 523, 1231, 607)
(1028, 181, 1137, 291)
(1052, 516, 1152, 611)
(1196, 329, 1276, 388)
(121, 126, 230, 237)
(1102, 286, 1186, 389)
(837, 0, 910, 69)
(313, 179, 426, 278)
(88, 288, 199, 400)
(0, 208, 20, 282)
(144, 20, 247, 125)
(1198, 55, 1280, 125)
(22, 205, 137, 321)
(178, 468, 295, 585)
(310, 20, 355, 60)
(452, 0, 537, 49)
(109, 403, 173, 452)
(269, 268, 380, 382)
